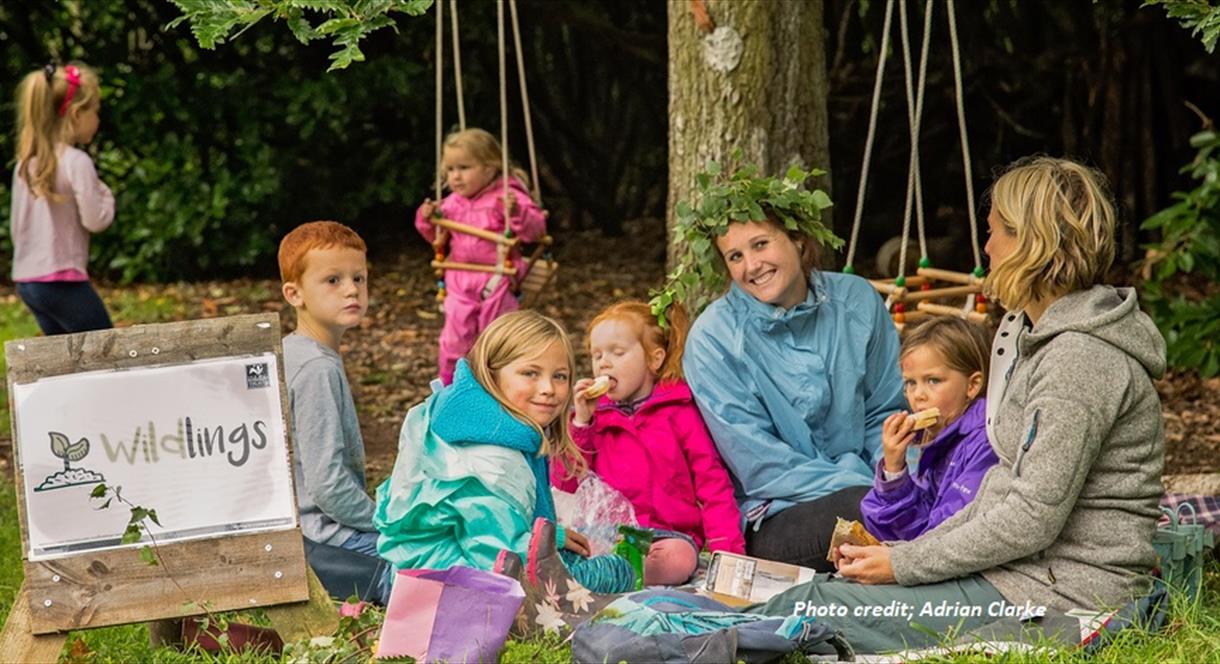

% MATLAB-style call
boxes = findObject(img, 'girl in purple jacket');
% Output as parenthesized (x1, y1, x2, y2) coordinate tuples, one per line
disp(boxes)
(860, 316, 998, 541)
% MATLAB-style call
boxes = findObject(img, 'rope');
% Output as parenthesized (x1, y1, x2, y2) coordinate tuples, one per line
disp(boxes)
(509, 0, 543, 204)
(845, 0, 895, 271)
(498, 0, 510, 226)
(913, 0, 932, 261)
(895, 0, 916, 280)
(947, 0, 982, 272)
(450, 0, 466, 131)
(434, 0, 444, 202)
(897, 0, 933, 278)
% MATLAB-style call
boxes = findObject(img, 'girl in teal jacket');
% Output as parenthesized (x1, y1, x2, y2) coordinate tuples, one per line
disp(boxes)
(374, 311, 634, 592)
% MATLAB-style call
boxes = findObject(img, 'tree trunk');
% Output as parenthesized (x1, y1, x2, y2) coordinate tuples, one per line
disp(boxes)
(666, 0, 832, 270)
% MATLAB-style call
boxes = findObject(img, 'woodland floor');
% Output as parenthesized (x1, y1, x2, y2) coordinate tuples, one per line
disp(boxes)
(0, 218, 1217, 481)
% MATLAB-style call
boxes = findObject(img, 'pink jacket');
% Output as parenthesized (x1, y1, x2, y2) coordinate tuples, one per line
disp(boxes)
(414, 175, 546, 284)
(552, 381, 746, 554)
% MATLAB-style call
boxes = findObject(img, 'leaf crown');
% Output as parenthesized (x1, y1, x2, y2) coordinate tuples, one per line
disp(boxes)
(649, 153, 842, 326)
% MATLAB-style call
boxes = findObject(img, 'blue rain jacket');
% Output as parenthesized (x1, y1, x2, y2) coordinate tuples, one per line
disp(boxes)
(682, 271, 906, 524)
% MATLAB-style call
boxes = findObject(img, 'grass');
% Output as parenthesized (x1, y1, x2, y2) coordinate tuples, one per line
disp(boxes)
(0, 471, 1215, 663)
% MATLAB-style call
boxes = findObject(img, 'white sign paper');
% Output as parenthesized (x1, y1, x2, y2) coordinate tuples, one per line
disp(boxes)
(15, 353, 296, 560)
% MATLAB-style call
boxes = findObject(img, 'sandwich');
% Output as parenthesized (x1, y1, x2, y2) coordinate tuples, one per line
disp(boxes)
(584, 375, 611, 399)
(909, 407, 940, 431)
(827, 518, 881, 563)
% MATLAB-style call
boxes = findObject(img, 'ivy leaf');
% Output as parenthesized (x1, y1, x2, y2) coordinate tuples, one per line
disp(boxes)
(90, 483, 108, 499)
(139, 546, 159, 567)
(121, 524, 143, 545)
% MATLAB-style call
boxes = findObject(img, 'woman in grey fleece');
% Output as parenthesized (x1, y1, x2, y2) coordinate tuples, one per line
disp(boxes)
(751, 156, 1166, 654)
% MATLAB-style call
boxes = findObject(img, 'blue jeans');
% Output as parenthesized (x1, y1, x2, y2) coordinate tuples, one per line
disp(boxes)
(340, 531, 395, 604)
(16, 281, 112, 335)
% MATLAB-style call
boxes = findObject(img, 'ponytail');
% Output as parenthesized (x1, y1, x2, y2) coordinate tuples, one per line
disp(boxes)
(15, 62, 100, 199)
(587, 300, 692, 384)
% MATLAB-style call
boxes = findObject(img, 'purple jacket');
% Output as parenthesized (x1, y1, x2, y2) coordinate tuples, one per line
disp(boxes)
(860, 398, 997, 541)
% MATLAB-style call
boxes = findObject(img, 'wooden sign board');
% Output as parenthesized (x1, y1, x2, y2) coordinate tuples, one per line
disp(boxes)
(0, 314, 333, 656)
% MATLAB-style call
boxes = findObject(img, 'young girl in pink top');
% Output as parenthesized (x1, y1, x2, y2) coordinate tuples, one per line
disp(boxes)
(553, 300, 745, 585)
(10, 62, 114, 335)
(415, 128, 547, 384)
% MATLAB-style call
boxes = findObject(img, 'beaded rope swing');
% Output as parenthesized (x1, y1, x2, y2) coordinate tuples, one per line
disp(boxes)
(430, 0, 557, 310)
(841, 0, 990, 333)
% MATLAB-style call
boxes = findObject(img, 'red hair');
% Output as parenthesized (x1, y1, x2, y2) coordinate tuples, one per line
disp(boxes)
(587, 300, 690, 382)
(278, 221, 367, 283)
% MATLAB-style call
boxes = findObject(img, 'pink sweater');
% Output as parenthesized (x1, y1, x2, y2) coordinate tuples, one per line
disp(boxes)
(10, 145, 114, 281)
(553, 381, 746, 553)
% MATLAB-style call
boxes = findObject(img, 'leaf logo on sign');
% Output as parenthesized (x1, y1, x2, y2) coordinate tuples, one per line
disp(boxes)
(34, 431, 106, 492)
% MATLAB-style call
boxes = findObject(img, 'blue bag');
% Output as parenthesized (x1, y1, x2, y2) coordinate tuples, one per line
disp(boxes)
(571, 589, 851, 664)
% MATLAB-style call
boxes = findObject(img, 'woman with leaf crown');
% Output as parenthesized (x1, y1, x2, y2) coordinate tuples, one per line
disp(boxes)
(669, 157, 905, 573)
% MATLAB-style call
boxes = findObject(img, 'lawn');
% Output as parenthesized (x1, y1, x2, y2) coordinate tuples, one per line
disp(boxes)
(0, 474, 1215, 662)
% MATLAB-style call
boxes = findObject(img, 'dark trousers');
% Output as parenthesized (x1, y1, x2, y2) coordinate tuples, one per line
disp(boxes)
(746, 485, 872, 572)
(16, 281, 113, 335)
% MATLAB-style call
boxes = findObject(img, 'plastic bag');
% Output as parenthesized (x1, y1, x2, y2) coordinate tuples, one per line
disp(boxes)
(553, 472, 639, 556)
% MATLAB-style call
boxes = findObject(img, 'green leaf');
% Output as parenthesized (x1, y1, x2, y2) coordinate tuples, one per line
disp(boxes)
(139, 546, 159, 567)
(90, 483, 108, 498)
(121, 524, 143, 545)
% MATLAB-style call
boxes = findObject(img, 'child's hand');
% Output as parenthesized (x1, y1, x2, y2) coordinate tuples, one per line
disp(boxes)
(419, 198, 438, 221)
(500, 191, 518, 216)
(571, 377, 600, 427)
(881, 411, 916, 474)
(563, 529, 591, 557)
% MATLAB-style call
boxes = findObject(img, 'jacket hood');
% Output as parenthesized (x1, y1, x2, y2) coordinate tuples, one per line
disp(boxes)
(724, 270, 829, 330)
(1022, 285, 1166, 379)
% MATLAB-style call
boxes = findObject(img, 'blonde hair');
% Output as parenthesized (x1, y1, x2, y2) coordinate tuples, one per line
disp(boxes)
(466, 310, 586, 475)
(15, 62, 102, 199)
(900, 317, 991, 400)
(587, 300, 691, 383)
(440, 128, 530, 190)
(984, 156, 1116, 311)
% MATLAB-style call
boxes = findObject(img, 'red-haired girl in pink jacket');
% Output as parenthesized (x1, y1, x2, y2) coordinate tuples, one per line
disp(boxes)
(553, 301, 745, 585)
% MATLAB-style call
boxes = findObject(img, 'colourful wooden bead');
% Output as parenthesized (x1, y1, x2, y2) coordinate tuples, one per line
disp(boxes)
(895, 276, 907, 288)
(894, 312, 906, 324)
(976, 303, 987, 314)
(921, 282, 932, 291)
(894, 302, 906, 313)
(842, 265, 856, 275)
(918, 257, 931, 269)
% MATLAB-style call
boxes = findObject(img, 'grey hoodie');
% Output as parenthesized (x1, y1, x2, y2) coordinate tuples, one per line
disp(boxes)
(890, 285, 1166, 612)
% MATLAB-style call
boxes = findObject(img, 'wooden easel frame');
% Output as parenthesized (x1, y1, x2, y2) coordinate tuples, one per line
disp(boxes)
(0, 314, 336, 661)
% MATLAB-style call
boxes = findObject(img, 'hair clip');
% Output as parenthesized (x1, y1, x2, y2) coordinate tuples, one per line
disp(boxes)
(43, 62, 56, 82)
(57, 65, 81, 117)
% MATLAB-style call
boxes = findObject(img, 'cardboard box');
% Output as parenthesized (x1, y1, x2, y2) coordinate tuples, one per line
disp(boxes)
(702, 551, 817, 604)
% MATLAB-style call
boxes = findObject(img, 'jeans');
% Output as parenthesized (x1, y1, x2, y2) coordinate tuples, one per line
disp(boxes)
(16, 280, 112, 335)
(746, 485, 872, 573)
(339, 531, 395, 605)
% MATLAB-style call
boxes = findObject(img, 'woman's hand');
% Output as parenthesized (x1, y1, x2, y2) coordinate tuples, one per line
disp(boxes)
(419, 197, 438, 221)
(571, 378, 598, 426)
(881, 411, 916, 474)
(836, 544, 896, 584)
(563, 529, 591, 557)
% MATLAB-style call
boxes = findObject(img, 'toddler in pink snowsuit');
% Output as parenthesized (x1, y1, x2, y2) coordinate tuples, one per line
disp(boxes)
(553, 300, 745, 585)
(415, 128, 547, 384)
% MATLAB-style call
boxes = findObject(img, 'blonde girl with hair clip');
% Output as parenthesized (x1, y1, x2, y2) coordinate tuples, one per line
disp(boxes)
(553, 300, 745, 586)
(749, 156, 1166, 655)
(858, 316, 998, 544)
(374, 310, 637, 597)
(10, 62, 114, 335)
(415, 128, 547, 385)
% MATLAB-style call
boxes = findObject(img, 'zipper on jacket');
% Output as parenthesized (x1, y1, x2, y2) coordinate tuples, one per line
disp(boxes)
(1013, 409, 1040, 477)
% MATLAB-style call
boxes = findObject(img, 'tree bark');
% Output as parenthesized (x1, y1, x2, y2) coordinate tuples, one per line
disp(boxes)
(666, 0, 832, 269)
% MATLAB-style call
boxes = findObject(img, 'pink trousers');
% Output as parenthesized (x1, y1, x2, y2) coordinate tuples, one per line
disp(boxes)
(437, 275, 519, 384)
